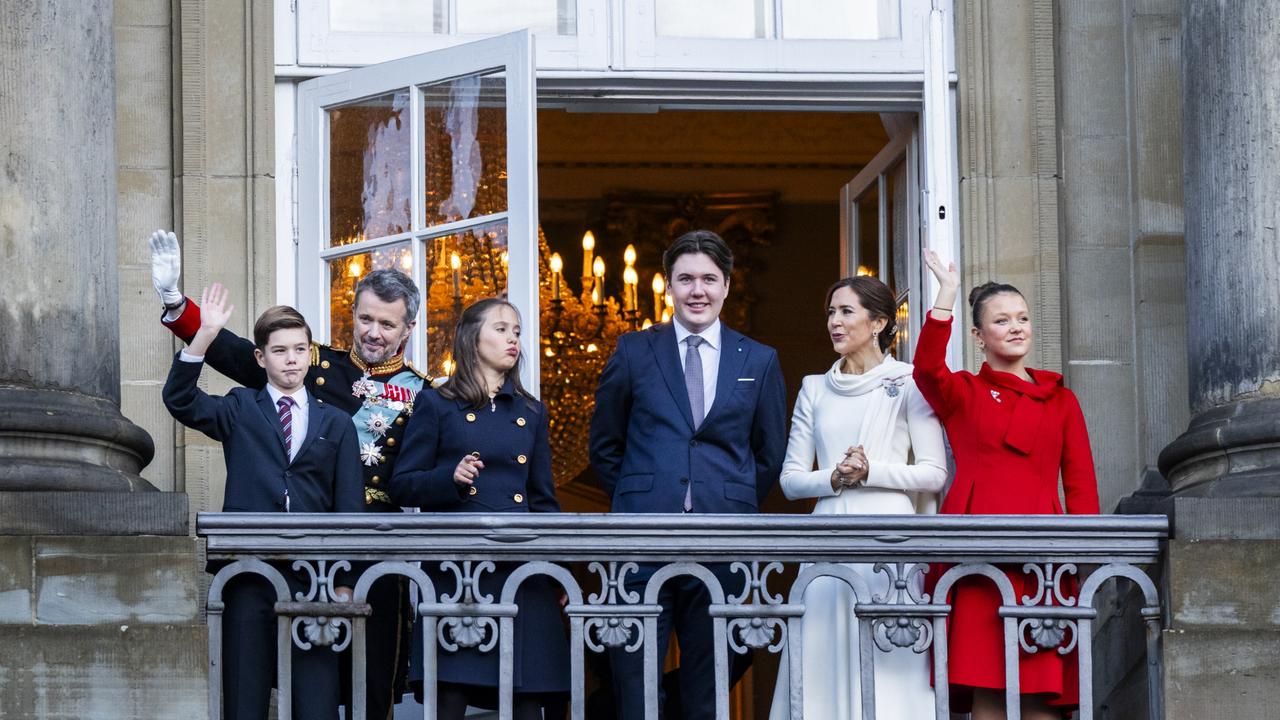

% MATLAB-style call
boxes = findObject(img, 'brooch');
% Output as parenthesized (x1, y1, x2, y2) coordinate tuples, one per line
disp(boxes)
(991, 390, 1002, 403)
(351, 373, 377, 400)
(882, 377, 904, 398)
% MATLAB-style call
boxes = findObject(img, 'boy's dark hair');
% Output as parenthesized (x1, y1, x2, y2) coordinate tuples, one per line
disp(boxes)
(253, 305, 312, 349)
(662, 229, 734, 282)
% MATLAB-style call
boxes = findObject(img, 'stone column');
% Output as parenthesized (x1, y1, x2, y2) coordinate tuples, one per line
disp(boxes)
(1158, 0, 1280, 496)
(1152, 3, 1280, 717)
(0, 0, 154, 491)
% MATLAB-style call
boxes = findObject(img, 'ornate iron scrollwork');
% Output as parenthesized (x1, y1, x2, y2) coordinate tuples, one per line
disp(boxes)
(870, 562, 934, 654)
(438, 560, 499, 652)
(584, 561, 644, 653)
(726, 561, 787, 654)
(289, 560, 353, 652)
(1018, 562, 1079, 654)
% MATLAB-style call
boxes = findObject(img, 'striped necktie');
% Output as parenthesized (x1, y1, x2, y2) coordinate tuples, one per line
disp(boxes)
(277, 396, 295, 457)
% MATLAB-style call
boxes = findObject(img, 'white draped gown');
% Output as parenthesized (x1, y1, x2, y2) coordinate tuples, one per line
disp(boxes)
(768, 356, 947, 720)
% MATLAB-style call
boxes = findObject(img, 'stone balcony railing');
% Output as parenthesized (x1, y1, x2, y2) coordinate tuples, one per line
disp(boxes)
(198, 513, 1168, 720)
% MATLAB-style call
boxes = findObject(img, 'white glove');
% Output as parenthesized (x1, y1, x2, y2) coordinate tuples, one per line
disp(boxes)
(149, 230, 184, 307)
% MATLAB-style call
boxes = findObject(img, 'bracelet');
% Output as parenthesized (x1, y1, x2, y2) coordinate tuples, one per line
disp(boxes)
(932, 305, 952, 313)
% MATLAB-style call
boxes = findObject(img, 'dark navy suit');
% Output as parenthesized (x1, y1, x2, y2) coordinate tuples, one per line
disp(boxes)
(390, 381, 569, 705)
(589, 322, 787, 719)
(164, 354, 363, 720)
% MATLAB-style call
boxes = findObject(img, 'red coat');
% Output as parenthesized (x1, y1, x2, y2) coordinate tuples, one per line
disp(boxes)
(913, 311, 1100, 710)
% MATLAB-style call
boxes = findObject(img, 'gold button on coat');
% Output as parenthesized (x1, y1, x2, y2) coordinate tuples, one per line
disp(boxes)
(371, 475, 380, 484)
(469, 486, 477, 496)
(516, 417, 526, 427)
(395, 417, 404, 426)
(316, 377, 326, 386)
(386, 437, 396, 447)
(513, 493, 524, 503)
(321, 360, 331, 369)
(517, 454, 527, 464)
(465, 412, 476, 422)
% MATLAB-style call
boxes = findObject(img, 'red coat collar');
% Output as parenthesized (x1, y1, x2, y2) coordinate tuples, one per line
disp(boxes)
(978, 364, 1064, 454)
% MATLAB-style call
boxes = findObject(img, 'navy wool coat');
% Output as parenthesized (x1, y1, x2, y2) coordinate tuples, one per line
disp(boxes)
(390, 380, 568, 695)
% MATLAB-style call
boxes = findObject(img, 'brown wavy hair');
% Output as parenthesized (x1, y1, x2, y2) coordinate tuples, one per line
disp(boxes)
(436, 298, 535, 409)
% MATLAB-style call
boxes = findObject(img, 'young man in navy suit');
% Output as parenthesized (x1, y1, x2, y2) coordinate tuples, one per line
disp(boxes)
(589, 229, 788, 719)
(164, 284, 363, 720)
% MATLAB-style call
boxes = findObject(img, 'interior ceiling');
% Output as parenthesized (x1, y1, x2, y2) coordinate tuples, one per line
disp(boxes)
(537, 109, 892, 204)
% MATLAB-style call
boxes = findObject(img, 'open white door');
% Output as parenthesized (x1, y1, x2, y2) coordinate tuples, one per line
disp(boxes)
(296, 31, 541, 392)
(839, 4, 958, 364)
(840, 116, 920, 360)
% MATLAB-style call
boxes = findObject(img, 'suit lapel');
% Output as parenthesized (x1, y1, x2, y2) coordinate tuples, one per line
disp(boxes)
(648, 325, 696, 432)
(255, 389, 290, 460)
(291, 398, 324, 464)
(702, 328, 748, 427)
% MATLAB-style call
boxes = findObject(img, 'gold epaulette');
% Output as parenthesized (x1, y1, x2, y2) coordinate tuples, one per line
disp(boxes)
(405, 359, 432, 382)
(310, 343, 321, 366)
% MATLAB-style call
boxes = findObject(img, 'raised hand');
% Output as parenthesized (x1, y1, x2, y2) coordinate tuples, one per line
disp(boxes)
(199, 283, 235, 335)
(923, 249, 960, 318)
(148, 230, 183, 307)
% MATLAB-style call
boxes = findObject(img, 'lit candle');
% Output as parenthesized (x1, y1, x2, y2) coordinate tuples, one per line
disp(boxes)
(651, 273, 665, 323)
(582, 231, 595, 279)
(347, 259, 363, 278)
(624, 244, 636, 267)
(450, 252, 461, 300)
(661, 307, 672, 322)
(442, 357, 455, 376)
(623, 266, 638, 311)
(549, 253, 563, 298)
(642, 318, 653, 330)
(593, 256, 605, 301)
(591, 285, 601, 308)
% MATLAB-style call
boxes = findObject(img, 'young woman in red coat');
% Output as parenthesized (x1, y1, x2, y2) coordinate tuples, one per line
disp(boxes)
(915, 250, 1100, 720)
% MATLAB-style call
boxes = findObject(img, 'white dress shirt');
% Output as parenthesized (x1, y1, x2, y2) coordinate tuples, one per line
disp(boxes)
(672, 317, 721, 418)
(180, 350, 309, 463)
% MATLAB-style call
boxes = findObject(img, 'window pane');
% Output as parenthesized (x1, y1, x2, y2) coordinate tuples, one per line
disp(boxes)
(329, 0, 445, 34)
(782, 0, 900, 40)
(328, 90, 412, 247)
(424, 75, 508, 225)
(457, 0, 577, 35)
(855, 184, 880, 279)
(656, 0, 772, 39)
(327, 243, 414, 346)
(423, 222, 509, 376)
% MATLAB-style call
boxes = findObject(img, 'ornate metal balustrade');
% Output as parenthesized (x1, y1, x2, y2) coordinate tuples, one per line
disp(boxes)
(198, 513, 1168, 720)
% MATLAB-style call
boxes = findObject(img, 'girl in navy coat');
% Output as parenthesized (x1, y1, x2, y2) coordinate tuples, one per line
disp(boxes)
(390, 298, 568, 719)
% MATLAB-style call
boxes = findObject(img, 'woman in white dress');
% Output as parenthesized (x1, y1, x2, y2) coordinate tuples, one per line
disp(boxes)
(769, 276, 947, 720)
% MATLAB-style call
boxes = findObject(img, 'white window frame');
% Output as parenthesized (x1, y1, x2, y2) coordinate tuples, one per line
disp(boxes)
(293, 0, 609, 70)
(294, 30, 541, 392)
(619, 0, 933, 73)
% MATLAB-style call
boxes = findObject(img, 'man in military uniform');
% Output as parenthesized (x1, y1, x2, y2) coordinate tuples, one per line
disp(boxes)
(149, 230, 425, 720)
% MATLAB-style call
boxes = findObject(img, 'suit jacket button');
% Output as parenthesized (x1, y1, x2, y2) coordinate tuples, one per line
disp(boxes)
(679, 477, 689, 485)
(469, 486, 478, 496)
(517, 454, 527, 464)
(321, 360, 331, 369)
(386, 437, 396, 447)
(516, 417, 526, 427)
(689, 439, 698, 447)
(513, 493, 524, 503)
(316, 376, 326, 386)
(465, 412, 477, 422)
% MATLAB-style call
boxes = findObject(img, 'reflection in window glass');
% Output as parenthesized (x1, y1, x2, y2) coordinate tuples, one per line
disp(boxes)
(327, 243, 414, 349)
(424, 222, 509, 376)
(328, 91, 412, 247)
(457, 0, 576, 35)
(329, 0, 445, 34)
(782, 0, 900, 40)
(424, 75, 508, 225)
(656, 0, 772, 39)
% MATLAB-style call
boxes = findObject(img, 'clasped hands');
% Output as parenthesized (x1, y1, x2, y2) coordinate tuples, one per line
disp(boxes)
(830, 445, 869, 492)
